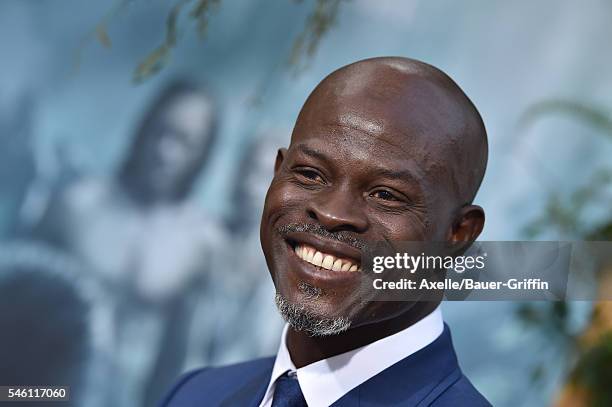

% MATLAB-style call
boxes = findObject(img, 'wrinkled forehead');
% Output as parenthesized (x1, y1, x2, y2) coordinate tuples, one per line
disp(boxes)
(300, 79, 468, 163)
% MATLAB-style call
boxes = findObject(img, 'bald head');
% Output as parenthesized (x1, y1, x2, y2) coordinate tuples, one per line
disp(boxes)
(293, 57, 488, 205)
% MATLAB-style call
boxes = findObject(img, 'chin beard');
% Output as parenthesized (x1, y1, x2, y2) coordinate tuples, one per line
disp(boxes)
(274, 287, 351, 337)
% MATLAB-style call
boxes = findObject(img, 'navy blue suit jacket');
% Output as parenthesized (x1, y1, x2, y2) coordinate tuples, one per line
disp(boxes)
(160, 325, 491, 406)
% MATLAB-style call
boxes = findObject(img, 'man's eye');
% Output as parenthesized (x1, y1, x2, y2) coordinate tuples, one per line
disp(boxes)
(295, 168, 324, 183)
(371, 190, 399, 201)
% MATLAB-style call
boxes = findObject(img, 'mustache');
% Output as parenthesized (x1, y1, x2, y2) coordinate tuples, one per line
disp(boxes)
(277, 223, 368, 251)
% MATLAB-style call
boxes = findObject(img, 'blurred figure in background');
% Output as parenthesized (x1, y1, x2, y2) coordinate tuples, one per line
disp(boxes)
(32, 81, 225, 407)
(201, 130, 290, 365)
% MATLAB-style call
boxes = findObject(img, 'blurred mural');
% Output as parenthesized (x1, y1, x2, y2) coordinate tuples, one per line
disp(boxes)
(30, 81, 227, 407)
(1, 0, 612, 406)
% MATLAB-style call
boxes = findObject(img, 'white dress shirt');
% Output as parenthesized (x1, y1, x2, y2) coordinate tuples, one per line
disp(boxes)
(259, 306, 444, 407)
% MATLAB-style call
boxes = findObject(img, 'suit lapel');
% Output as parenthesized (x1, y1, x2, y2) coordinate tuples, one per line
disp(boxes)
(219, 364, 271, 407)
(332, 325, 461, 406)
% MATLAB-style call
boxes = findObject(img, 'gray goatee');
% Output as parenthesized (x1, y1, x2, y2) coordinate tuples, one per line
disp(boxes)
(274, 289, 351, 337)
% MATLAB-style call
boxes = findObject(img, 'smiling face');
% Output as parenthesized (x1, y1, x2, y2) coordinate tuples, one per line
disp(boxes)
(260, 57, 487, 336)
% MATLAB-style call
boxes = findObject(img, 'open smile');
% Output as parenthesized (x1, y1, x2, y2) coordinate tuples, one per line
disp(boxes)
(293, 243, 360, 272)
(282, 231, 364, 286)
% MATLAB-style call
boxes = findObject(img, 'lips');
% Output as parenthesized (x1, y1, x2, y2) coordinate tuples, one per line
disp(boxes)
(294, 243, 361, 272)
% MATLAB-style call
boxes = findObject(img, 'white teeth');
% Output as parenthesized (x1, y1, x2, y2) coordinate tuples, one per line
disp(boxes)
(293, 244, 360, 272)
(312, 251, 323, 267)
(322, 255, 334, 269)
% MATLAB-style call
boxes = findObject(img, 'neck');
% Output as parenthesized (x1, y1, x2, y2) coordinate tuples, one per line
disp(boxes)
(285, 301, 440, 368)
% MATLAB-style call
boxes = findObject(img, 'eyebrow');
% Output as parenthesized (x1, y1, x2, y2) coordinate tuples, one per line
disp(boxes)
(370, 168, 420, 183)
(295, 143, 421, 185)
(294, 144, 329, 162)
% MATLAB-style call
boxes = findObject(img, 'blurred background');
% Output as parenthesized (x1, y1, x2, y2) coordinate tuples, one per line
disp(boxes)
(1, 0, 611, 406)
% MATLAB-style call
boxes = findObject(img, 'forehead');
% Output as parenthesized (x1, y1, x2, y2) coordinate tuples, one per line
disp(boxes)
(293, 80, 465, 174)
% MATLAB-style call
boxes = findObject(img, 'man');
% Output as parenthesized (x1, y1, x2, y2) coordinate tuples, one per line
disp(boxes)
(215, 131, 290, 361)
(161, 57, 490, 406)
(34, 81, 221, 303)
(33, 81, 226, 407)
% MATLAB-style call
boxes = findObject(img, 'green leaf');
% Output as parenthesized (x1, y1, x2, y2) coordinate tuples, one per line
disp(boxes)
(190, 0, 221, 38)
(520, 100, 612, 137)
(133, 44, 170, 84)
(95, 24, 112, 48)
(166, 0, 190, 47)
(289, 0, 345, 70)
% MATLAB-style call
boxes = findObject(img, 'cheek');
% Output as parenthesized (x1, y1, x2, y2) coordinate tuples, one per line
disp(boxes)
(263, 179, 309, 221)
(368, 212, 430, 241)
(262, 181, 287, 223)
(260, 181, 301, 252)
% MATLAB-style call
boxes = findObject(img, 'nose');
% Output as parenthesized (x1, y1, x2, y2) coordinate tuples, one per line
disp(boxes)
(306, 186, 369, 233)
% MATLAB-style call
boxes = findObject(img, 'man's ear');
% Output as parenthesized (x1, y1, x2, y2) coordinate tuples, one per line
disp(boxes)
(447, 205, 485, 251)
(274, 148, 287, 174)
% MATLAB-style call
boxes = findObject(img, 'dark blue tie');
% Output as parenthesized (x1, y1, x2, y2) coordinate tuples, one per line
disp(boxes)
(271, 371, 307, 407)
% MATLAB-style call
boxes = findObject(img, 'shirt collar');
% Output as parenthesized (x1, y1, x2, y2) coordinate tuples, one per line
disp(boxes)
(259, 306, 443, 407)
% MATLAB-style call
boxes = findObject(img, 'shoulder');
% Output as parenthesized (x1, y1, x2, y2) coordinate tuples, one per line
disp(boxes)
(159, 357, 274, 407)
(429, 373, 491, 407)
